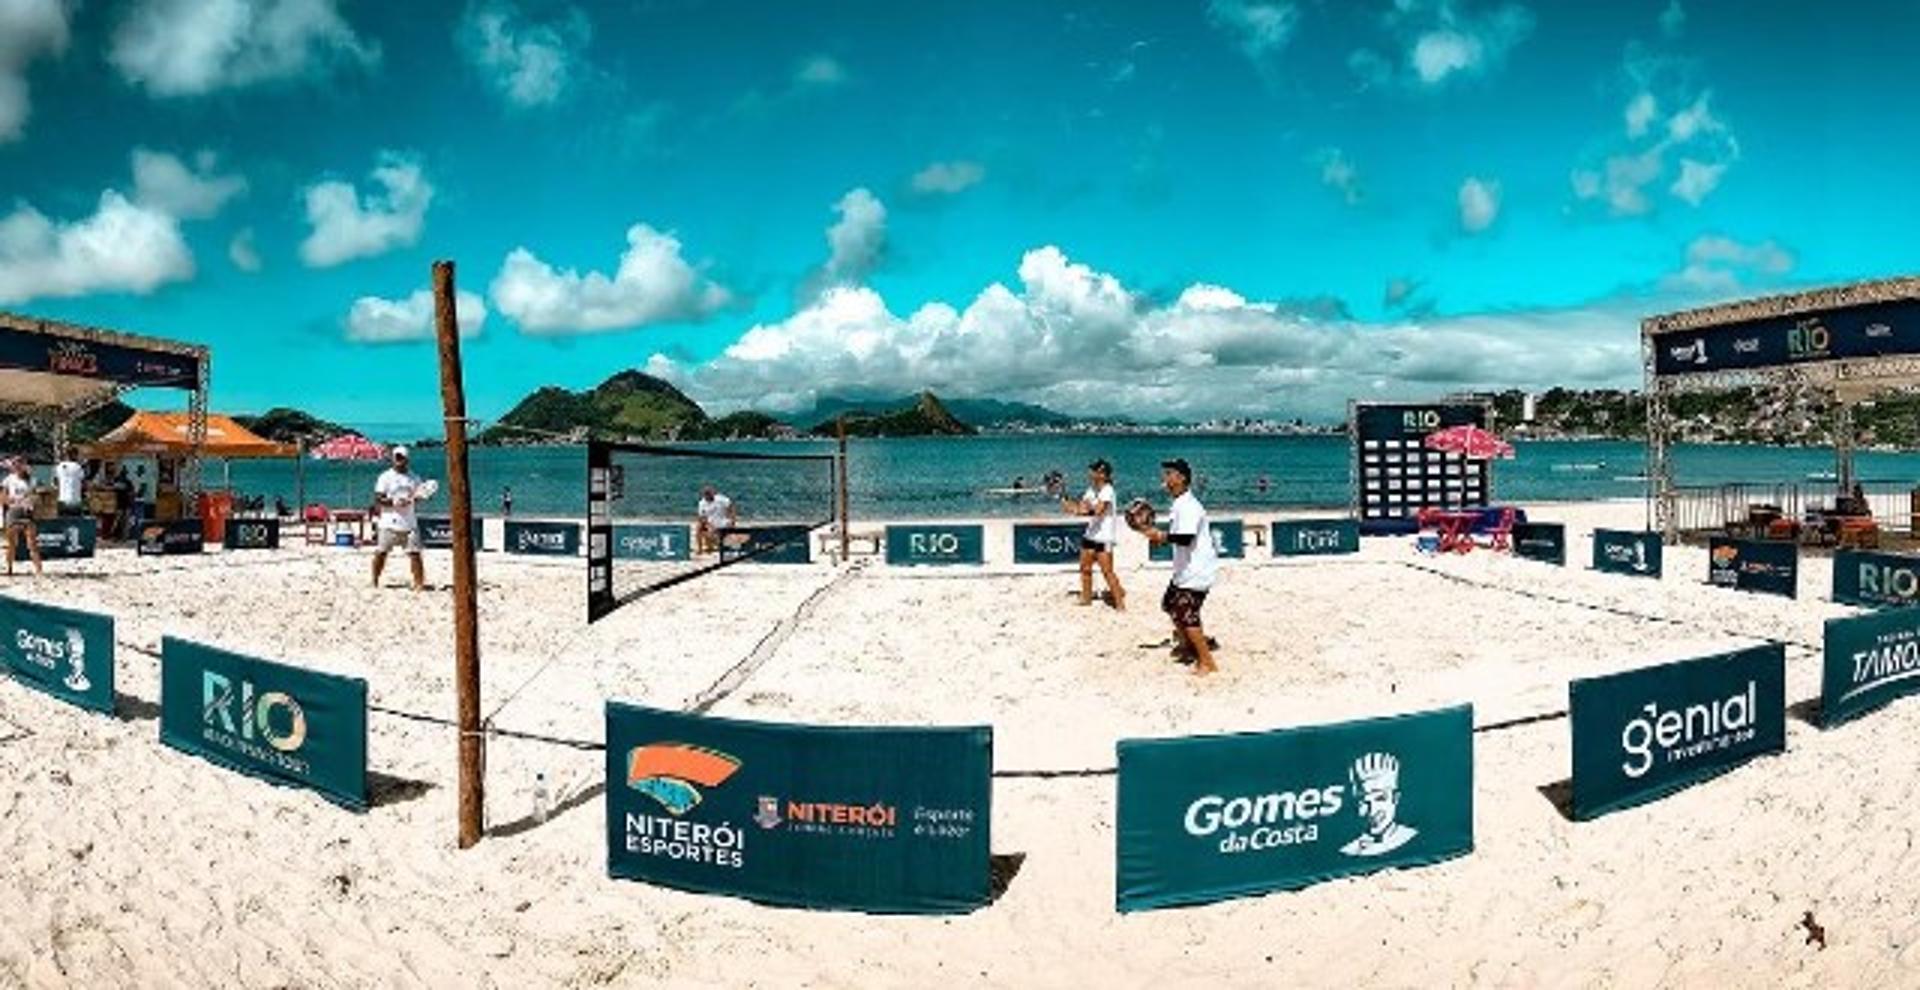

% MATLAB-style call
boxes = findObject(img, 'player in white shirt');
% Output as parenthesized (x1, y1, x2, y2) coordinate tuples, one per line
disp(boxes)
(3, 459, 42, 577)
(1061, 458, 1125, 610)
(372, 446, 427, 591)
(1130, 458, 1219, 675)
(53, 448, 85, 515)
(695, 486, 736, 555)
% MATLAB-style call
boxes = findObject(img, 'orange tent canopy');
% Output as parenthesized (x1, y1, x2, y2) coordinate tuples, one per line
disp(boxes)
(82, 411, 297, 459)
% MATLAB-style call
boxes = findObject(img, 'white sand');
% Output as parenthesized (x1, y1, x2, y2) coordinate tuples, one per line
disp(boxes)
(2, 500, 1918, 987)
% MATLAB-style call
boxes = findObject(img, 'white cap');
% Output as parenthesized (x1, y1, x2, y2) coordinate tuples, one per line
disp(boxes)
(391, 445, 410, 459)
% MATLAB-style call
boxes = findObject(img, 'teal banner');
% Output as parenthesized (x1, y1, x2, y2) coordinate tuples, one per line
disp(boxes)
(1116, 705, 1474, 912)
(10, 517, 96, 561)
(159, 637, 368, 811)
(1822, 609, 1920, 727)
(1512, 522, 1566, 566)
(719, 525, 812, 564)
(138, 520, 204, 555)
(506, 519, 581, 556)
(1831, 549, 1920, 608)
(1271, 519, 1360, 556)
(419, 516, 484, 550)
(223, 518, 280, 550)
(0, 595, 115, 715)
(1708, 537, 1796, 598)
(605, 703, 992, 913)
(1149, 519, 1245, 561)
(1012, 523, 1084, 564)
(1569, 644, 1786, 820)
(1593, 529, 1662, 578)
(613, 524, 692, 561)
(885, 525, 985, 566)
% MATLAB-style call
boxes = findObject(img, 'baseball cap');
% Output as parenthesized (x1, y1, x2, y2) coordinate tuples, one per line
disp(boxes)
(391, 445, 410, 459)
(1088, 458, 1112, 474)
(1160, 458, 1192, 481)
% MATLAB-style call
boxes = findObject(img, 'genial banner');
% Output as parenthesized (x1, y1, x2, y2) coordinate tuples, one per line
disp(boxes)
(159, 637, 368, 811)
(884, 525, 985, 566)
(605, 703, 992, 913)
(1012, 523, 1084, 565)
(1271, 519, 1360, 557)
(612, 524, 692, 561)
(1707, 537, 1796, 598)
(1830, 548, 1920, 608)
(0, 595, 115, 715)
(9, 517, 96, 561)
(1569, 644, 1786, 819)
(1592, 529, 1662, 578)
(1116, 705, 1474, 912)
(1821, 609, 1920, 727)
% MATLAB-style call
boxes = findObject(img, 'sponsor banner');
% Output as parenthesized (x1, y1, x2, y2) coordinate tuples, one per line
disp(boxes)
(884, 525, 985, 567)
(1271, 519, 1360, 557)
(1831, 548, 1920, 608)
(612, 524, 692, 561)
(159, 637, 368, 810)
(1707, 537, 1797, 598)
(0, 323, 202, 389)
(419, 516, 485, 550)
(223, 518, 280, 551)
(1149, 520, 1246, 562)
(1651, 298, 1920, 377)
(1569, 644, 1786, 820)
(137, 520, 204, 556)
(1821, 609, 1920, 727)
(719, 525, 812, 564)
(9, 516, 96, 561)
(1012, 523, 1084, 565)
(0, 595, 115, 715)
(1592, 529, 1663, 578)
(605, 702, 992, 913)
(1512, 522, 1566, 566)
(1116, 705, 1474, 912)
(505, 519, 581, 557)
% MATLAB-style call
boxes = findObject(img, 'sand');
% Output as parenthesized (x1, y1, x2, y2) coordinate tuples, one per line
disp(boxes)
(2, 500, 1917, 988)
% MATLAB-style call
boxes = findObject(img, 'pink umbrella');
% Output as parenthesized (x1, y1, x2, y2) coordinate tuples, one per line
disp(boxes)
(1424, 425, 1514, 460)
(309, 434, 388, 461)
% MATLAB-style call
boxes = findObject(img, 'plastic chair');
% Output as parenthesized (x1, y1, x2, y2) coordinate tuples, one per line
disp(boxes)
(1476, 507, 1517, 552)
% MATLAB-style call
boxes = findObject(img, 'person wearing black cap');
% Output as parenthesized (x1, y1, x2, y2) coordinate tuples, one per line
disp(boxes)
(1062, 458, 1125, 609)
(1130, 457, 1219, 675)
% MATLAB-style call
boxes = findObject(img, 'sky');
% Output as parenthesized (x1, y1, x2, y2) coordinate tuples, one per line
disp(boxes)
(2, 0, 1917, 435)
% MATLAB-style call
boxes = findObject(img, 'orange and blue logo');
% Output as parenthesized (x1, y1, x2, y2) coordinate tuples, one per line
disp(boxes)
(626, 743, 741, 815)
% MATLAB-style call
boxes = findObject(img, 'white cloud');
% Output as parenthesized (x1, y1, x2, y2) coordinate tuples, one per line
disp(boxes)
(794, 54, 846, 89)
(347, 288, 487, 343)
(655, 245, 1644, 420)
(1575, 63, 1738, 216)
(109, 0, 378, 97)
(1623, 91, 1657, 138)
(1669, 158, 1727, 206)
(1458, 177, 1500, 232)
(1659, 0, 1686, 39)
(910, 160, 986, 196)
(0, 0, 72, 144)
(1410, 31, 1475, 84)
(810, 187, 887, 294)
(1663, 235, 1793, 293)
(0, 191, 194, 305)
(1207, 1, 1300, 62)
(1316, 147, 1361, 205)
(489, 223, 731, 334)
(458, 1, 590, 109)
(299, 153, 434, 268)
(1358, 1, 1532, 88)
(229, 228, 262, 272)
(131, 148, 247, 219)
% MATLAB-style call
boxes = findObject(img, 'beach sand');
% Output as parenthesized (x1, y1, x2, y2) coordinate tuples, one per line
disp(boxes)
(2, 499, 1917, 988)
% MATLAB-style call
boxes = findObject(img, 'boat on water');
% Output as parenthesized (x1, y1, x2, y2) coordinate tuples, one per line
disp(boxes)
(1807, 471, 1839, 482)
(1551, 462, 1607, 472)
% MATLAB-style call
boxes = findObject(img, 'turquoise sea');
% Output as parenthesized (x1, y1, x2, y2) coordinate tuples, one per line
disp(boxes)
(210, 435, 1920, 522)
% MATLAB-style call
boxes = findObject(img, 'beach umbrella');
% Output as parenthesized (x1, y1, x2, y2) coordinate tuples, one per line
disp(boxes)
(309, 434, 388, 461)
(1424, 425, 1514, 460)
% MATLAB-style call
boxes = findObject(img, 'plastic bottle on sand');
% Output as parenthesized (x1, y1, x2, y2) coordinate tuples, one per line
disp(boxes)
(532, 773, 550, 824)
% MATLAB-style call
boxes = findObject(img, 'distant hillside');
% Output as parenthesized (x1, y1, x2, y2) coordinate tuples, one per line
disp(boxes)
(808, 394, 1072, 428)
(478, 370, 794, 443)
(0, 399, 135, 460)
(235, 407, 353, 444)
(810, 391, 977, 438)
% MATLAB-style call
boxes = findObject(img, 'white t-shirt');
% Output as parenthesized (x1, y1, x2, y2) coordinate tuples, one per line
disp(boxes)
(1082, 484, 1118, 544)
(54, 461, 84, 505)
(375, 469, 422, 532)
(2, 473, 31, 508)
(697, 494, 733, 529)
(1168, 491, 1219, 591)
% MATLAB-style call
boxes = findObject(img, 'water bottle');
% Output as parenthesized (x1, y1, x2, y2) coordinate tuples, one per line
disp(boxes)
(532, 773, 550, 824)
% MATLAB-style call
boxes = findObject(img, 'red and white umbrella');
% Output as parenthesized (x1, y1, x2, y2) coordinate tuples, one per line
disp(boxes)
(309, 434, 388, 461)
(1424, 425, 1514, 460)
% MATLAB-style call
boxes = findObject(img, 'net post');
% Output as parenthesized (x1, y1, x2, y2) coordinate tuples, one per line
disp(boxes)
(433, 260, 485, 849)
(837, 417, 850, 564)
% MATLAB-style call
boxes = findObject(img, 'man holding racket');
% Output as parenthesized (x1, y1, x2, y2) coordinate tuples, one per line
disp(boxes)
(372, 445, 433, 591)
(1127, 458, 1219, 676)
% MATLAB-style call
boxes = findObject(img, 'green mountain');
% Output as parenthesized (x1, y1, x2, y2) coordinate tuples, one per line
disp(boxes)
(234, 407, 353, 444)
(477, 370, 795, 443)
(810, 391, 977, 438)
(808, 393, 1072, 427)
(0, 399, 136, 460)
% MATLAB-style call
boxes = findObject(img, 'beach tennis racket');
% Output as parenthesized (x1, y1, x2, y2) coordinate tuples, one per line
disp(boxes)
(414, 480, 439, 501)
(1124, 498, 1156, 532)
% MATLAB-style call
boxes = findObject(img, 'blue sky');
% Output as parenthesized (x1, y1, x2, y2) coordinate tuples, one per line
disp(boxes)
(2, 0, 1917, 434)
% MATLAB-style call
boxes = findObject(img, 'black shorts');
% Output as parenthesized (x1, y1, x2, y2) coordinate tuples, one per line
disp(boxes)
(1162, 585, 1208, 629)
(1081, 538, 1109, 553)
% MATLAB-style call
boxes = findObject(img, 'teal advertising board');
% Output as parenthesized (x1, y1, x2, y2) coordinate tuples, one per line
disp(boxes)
(613, 524, 692, 561)
(506, 519, 581, 556)
(420, 516, 484, 550)
(0, 595, 115, 715)
(224, 518, 280, 550)
(1012, 523, 1083, 564)
(1707, 537, 1796, 598)
(1271, 519, 1360, 556)
(719, 525, 812, 564)
(10, 517, 96, 561)
(885, 525, 985, 566)
(1116, 705, 1474, 912)
(159, 637, 369, 810)
(1830, 549, 1920, 608)
(1569, 644, 1786, 820)
(1512, 522, 1566, 566)
(1149, 519, 1245, 561)
(1822, 609, 1920, 727)
(1592, 529, 1662, 578)
(605, 703, 992, 913)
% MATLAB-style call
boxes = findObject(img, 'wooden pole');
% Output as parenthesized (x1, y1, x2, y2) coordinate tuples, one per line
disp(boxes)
(432, 261, 484, 849)
(837, 417, 850, 563)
